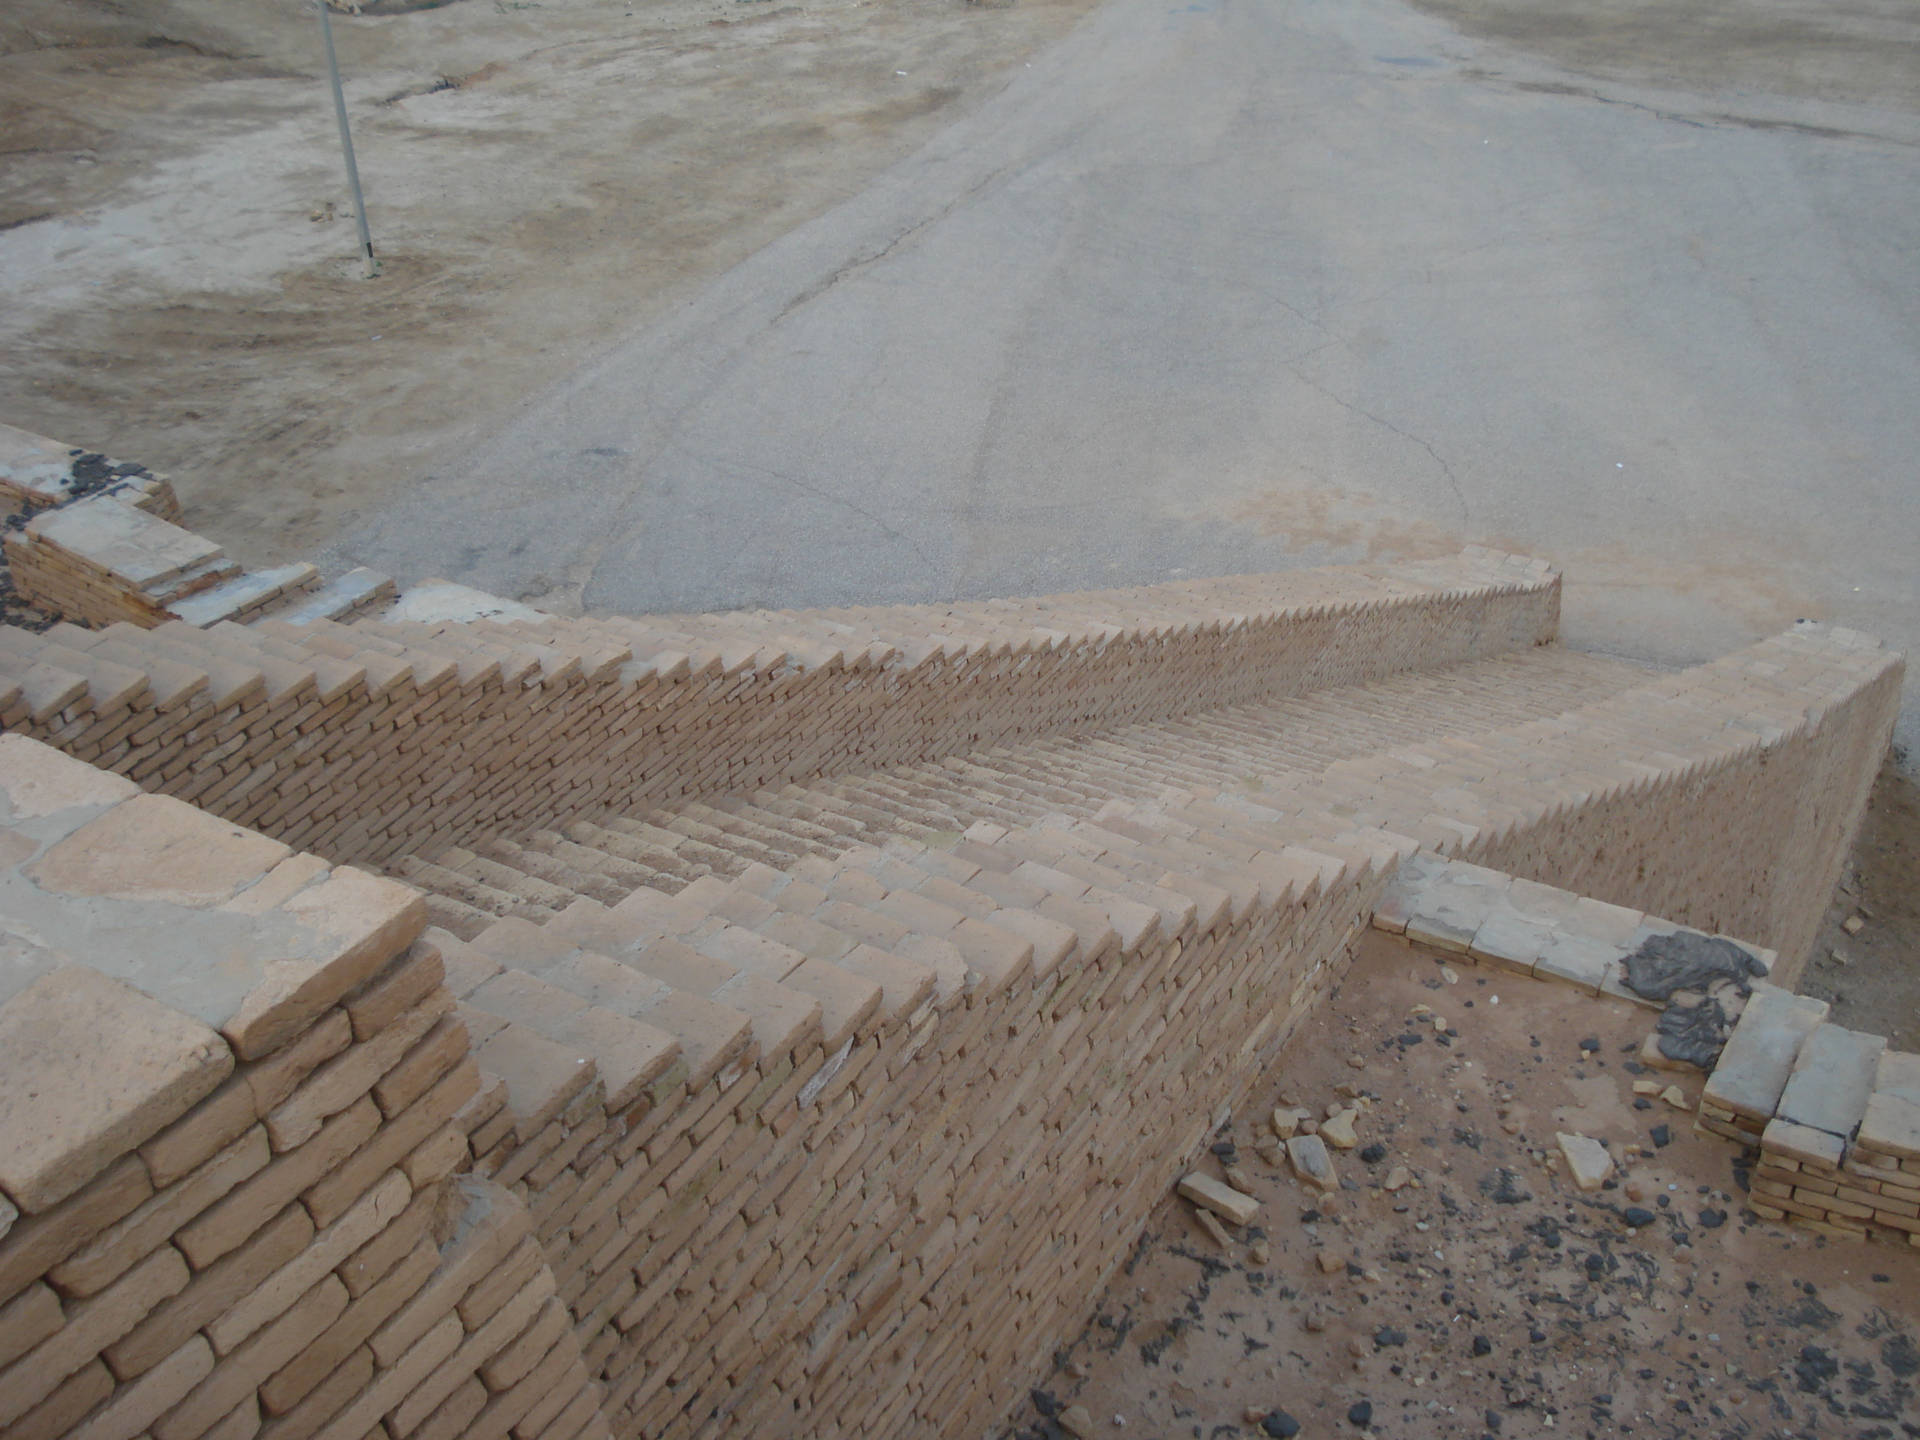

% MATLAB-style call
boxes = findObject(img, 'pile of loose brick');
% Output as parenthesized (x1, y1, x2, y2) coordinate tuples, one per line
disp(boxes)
(0, 738, 606, 1440)
(1696, 986, 1920, 1246)
(0, 538, 1904, 1440)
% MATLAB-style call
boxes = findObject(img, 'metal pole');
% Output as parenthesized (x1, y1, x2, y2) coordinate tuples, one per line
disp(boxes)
(318, 0, 378, 278)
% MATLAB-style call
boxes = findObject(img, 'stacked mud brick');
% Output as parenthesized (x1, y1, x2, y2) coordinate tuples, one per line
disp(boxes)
(0, 737, 605, 1440)
(0, 547, 1565, 870)
(0, 536, 1904, 1440)
(1695, 984, 1920, 1246)
(1, 426, 393, 631)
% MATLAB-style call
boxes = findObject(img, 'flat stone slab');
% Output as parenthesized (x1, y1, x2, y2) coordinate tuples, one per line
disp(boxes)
(386, 581, 550, 626)
(1701, 983, 1831, 1123)
(1533, 931, 1620, 994)
(28, 495, 222, 589)
(1776, 1023, 1885, 1139)
(169, 563, 318, 627)
(1178, 1172, 1259, 1226)
(1557, 1132, 1613, 1191)
(0, 966, 232, 1211)
(1286, 1133, 1337, 1192)
(1874, 1050, 1920, 1107)
(1858, 1093, 1920, 1160)
(1465, 900, 1553, 973)
(1761, 1116, 1846, 1169)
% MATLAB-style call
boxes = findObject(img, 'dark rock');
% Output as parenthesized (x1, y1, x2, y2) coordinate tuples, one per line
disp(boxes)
(1882, 1333, 1919, 1378)
(1359, 1143, 1387, 1165)
(1485, 1410, 1502, 1432)
(1374, 1327, 1406, 1349)
(1650, 1124, 1671, 1148)
(1697, 1207, 1726, 1228)
(1623, 1207, 1655, 1227)
(1633, 1098, 1653, 1111)
(1795, 1345, 1838, 1393)
(1655, 996, 1733, 1069)
(1624, 930, 1767, 1001)
(1579, 1036, 1601, 1052)
(1347, 1400, 1373, 1427)
(1262, 1411, 1301, 1438)
(1529, 1328, 1547, 1343)
(1482, 1169, 1531, 1205)
(1471, 1335, 1492, 1357)
(1030, 1389, 1060, 1418)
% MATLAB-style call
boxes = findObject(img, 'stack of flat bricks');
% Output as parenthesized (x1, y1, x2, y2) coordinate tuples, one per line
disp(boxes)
(4, 496, 239, 629)
(0, 549, 1564, 870)
(0, 737, 604, 1440)
(0, 422, 182, 524)
(1695, 986, 1920, 1246)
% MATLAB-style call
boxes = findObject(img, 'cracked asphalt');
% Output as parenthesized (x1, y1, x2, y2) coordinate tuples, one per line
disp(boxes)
(329, 0, 1920, 752)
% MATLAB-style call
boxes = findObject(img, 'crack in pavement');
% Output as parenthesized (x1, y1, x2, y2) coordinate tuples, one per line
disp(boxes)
(682, 445, 940, 573)
(1286, 367, 1473, 524)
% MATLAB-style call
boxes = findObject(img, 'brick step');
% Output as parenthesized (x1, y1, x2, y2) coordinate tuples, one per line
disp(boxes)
(389, 645, 1653, 928)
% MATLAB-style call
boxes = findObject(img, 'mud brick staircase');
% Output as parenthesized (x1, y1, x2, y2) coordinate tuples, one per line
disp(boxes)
(0, 545, 1903, 1440)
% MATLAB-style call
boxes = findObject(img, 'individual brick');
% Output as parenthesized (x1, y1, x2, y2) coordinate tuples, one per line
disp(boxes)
(0, 1280, 63, 1369)
(140, 1079, 259, 1189)
(68, 1334, 214, 1440)
(259, 1238, 438, 1415)
(342, 945, 447, 1042)
(0, 966, 233, 1213)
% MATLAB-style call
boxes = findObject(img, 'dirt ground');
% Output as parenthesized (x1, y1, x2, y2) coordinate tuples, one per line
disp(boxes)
(1027, 932, 1920, 1440)
(0, 0, 1098, 561)
(1807, 756, 1920, 1054)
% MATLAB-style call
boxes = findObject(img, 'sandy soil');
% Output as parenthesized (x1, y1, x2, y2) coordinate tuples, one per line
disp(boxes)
(1807, 757, 1920, 1054)
(1029, 932, 1920, 1439)
(0, 0, 1099, 562)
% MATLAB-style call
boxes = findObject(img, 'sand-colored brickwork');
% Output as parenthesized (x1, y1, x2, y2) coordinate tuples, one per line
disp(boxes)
(0, 549, 1559, 868)
(0, 551, 1902, 1440)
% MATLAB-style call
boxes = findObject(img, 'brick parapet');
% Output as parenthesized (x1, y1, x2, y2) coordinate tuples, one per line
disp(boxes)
(0, 549, 1561, 869)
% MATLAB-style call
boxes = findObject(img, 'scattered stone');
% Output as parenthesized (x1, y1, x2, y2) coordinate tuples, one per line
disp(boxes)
(1320, 1108, 1360, 1150)
(1623, 1207, 1655, 1228)
(1441, 965, 1459, 984)
(1697, 1208, 1727, 1229)
(1303, 1308, 1327, 1332)
(1059, 1403, 1096, 1438)
(1272, 1106, 1312, 1139)
(1193, 1207, 1234, 1250)
(1650, 1124, 1671, 1148)
(1383, 1166, 1412, 1192)
(1471, 1335, 1492, 1357)
(1248, 1238, 1271, 1266)
(1374, 1326, 1406, 1348)
(1481, 1168, 1531, 1205)
(1358, 1142, 1387, 1165)
(1287, 1134, 1338, 1192)
(1346, 1054, 1368, 1070)
(1180, 1172, 1260, 1226)
(1255, 1138, 1287, 1168)
(1556, 1132, 1614, 1191)
(1579, 1036, 1601, 1053)
(1262, 1410, 1301, 1438)
(1659, 1085, 1688, 1109)
(1316, 1249, 1346, 1274)
(1843, 915, 1865, 935)
(1223, 1163, 1258, 1197)
(1347, 1399, 1374, 1427)
(1632, 1079, 1662, 1096)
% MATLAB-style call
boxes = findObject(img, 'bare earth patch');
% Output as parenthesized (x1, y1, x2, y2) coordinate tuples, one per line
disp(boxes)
(1032, 932, 1920, 1439)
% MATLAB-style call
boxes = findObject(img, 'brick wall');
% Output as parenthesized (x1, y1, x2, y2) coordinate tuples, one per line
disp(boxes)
(0, 550, 1560, 870)
(0, 737, 607, 1440)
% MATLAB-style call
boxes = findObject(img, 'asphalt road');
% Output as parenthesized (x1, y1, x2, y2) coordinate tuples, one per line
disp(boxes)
(332, 0, 1920, 753)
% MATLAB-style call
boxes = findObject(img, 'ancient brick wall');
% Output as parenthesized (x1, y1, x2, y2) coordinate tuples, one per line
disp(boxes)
(0, 738, 606, 1440)
(0, 550, 1561, 870)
